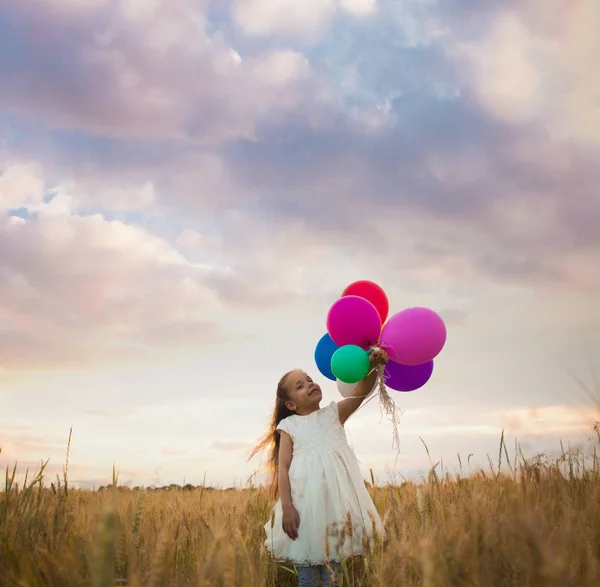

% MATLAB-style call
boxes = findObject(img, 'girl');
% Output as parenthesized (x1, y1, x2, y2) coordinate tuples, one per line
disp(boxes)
(251, 349, 389, 586)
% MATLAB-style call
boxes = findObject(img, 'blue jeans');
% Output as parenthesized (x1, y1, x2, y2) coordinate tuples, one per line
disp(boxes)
(296, 562, 341, 586)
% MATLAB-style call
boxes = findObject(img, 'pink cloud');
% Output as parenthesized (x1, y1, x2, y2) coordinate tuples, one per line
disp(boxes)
(0, 162, 317, 372)
(0, 187, 226, 369)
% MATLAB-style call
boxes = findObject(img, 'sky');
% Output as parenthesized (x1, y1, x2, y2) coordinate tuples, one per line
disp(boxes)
(0, 0, 599, 490)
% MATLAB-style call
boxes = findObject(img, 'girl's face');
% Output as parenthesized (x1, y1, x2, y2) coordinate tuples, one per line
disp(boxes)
(284, 370, 322, 414)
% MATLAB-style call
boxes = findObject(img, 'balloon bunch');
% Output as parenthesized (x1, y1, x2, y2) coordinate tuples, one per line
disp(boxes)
(314, 280, 447, 395)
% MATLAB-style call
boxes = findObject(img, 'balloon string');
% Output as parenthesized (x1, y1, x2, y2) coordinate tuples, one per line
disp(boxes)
(376, 364, 401, 453)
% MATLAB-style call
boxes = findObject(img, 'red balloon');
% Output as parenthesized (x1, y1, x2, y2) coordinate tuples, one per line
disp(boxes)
(342, 280, 389, 323)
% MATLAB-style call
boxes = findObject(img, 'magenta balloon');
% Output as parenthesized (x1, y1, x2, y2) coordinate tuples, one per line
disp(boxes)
(326, 295, 382, 349)
(380, 307, 446, 366)
(384, 360, 434, 392)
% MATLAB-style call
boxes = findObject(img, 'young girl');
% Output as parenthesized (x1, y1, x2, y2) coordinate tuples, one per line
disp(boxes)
(251, 349, 389, 586)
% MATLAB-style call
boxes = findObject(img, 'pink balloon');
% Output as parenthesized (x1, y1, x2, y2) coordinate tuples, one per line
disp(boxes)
(380, 307, 446, 366)
(327, 295, 382, 349)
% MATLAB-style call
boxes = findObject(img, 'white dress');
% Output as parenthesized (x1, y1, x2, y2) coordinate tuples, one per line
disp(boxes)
(264, 402, 385, 565)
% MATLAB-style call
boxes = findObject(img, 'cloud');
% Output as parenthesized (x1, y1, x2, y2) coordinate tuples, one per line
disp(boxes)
(0, 419, 71, 466)
(339, 0, 377, 17)
(0, 0, 323, 142)
(250, 50, 310, 86)
(0, 162, 45, 209)
(218, 95, 600, 291)
(499, 405, 596, 437)
(0, 169, 230, 370)
(176, 229, 222, 256)
(458, 1, 600, 142)
(462, 12, 543, 125)
(219, 0, 600, 295)
(409, 405, 596, 438)
(228, 0, 379, 37)
(2, 0, 598, 302)
(351, 403, 597, 435)
(0, 161, 328, 372)
(232, 0, 336, 36)
(51, 177, 156, 213)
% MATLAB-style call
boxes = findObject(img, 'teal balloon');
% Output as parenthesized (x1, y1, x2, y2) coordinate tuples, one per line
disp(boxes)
(330, 345, 370, 384)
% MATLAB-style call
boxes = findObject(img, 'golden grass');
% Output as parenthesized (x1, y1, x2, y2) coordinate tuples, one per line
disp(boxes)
(1, 433, 600, 587)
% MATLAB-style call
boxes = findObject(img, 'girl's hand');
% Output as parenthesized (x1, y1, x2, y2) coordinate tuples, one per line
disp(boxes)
(282, 504, 300, 540)
(370, 348, 389, 368)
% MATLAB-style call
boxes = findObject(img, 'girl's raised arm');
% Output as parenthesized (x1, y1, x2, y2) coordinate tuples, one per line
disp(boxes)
(337, 348, 389, 425)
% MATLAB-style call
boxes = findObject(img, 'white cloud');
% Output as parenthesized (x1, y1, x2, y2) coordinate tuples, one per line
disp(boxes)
(48, 178, 156, 212)
(250, 50, 310, 86)
(232, 0, 378, 36)
(465, 12, 544, 124)
(119, 0, 162, 21)
(176, 229, 222, 255)
(232, 0, 336, 36)
(339, 0, 377, 17)
(0, 163, 45, 210)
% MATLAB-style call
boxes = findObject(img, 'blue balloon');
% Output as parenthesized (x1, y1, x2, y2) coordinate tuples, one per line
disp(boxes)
(314, 333, 339, 381)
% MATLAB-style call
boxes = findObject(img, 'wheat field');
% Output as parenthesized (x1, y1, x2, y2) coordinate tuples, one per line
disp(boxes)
(1, 429, 599, 587)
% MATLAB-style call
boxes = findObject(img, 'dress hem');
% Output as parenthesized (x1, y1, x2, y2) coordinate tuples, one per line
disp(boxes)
(265, 546, 370, 566)
(272, 558, 343, 566)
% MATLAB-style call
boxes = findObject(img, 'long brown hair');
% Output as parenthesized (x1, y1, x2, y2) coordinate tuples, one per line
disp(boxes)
(249, 371, 294, 499)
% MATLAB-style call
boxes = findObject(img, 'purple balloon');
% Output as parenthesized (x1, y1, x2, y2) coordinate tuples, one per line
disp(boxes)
(380, 307, 446, 366)
(385, 360, 434, 392)
(327, 295, 382, 349)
